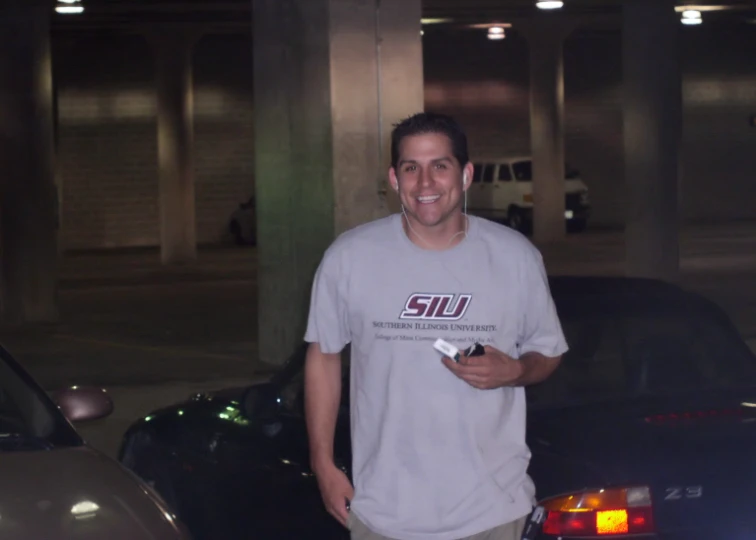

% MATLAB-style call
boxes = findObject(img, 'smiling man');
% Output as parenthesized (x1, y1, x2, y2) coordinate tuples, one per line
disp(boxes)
(304, 113, 568, 540)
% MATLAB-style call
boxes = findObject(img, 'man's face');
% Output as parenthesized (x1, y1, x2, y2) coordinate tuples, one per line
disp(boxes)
(390, 132, 472, 230)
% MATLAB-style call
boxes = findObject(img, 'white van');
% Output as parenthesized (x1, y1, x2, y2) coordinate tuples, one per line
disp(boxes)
(467, 156, 591, 233)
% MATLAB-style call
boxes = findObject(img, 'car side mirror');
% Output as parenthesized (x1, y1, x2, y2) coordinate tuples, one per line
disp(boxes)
(50, 386, 114, 423)
(241, 383, 279, 421)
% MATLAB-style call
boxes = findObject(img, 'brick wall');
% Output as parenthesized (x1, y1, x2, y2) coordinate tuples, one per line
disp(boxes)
(53, 31, 254, 250)
(54, 33, 159, 249)
(193, 33, 255, 245)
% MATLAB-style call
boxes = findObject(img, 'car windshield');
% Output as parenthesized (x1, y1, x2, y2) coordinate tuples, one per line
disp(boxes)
(527, 307, 756, 408)
(0, 349, 81, 451)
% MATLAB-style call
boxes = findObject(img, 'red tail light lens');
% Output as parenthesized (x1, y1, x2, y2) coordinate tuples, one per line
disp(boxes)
(541, 486, 655, 537)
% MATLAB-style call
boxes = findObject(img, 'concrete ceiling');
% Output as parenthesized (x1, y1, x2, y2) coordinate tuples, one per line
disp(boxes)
(49, 0, 756, 32)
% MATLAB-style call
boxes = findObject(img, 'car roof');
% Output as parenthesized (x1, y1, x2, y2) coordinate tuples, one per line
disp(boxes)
(473, 156, 532, 165)
(548, 275, 717, 319)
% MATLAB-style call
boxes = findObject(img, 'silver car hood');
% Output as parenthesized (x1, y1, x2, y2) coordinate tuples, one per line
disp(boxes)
(0, 445, 188, 540)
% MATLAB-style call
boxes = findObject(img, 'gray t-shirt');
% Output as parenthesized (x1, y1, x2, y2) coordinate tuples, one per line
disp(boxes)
(304, 213, 569, 540)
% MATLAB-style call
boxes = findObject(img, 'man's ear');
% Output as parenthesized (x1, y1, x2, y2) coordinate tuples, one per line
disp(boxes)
(462, 162, 475, 192)
(389, 168, 399, 192)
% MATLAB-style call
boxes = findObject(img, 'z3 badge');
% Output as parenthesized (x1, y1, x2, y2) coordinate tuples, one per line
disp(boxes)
(664, 486, 703, 501)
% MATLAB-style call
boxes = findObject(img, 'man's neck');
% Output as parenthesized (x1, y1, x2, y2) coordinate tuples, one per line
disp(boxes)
(402, 213, 468, 251)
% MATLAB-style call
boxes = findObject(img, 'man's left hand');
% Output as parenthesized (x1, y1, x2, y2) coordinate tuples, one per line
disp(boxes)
(442, 345, 524, 389)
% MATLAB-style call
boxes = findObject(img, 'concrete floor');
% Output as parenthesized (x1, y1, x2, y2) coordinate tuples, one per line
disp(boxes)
(2, 221, 755, 459)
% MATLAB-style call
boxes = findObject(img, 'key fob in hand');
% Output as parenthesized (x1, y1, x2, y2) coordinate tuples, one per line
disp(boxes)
(464, 343, 485, 357)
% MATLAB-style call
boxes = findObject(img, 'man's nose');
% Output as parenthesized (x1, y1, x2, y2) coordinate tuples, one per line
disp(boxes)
(418, 167, 434, 188)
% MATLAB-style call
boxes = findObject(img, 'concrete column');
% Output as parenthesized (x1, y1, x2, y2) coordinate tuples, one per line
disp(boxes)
(253, 0, 423, 365)
(152, 29, 199, 265)
(623, 0, 682, 281)
(375, 0, 425, 215)
(0, 1, 59, 324)
(524, 18, 574, 244)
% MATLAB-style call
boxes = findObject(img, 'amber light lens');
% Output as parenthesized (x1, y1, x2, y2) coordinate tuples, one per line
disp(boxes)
(541, 487, 655, 537)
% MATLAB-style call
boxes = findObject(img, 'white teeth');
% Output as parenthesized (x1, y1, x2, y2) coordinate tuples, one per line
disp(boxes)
(417, 195, 441, 204)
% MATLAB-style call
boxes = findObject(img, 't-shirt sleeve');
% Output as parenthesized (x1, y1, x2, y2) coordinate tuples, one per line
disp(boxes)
(517, 245, 569, 359)
(303, 243, 351, 354)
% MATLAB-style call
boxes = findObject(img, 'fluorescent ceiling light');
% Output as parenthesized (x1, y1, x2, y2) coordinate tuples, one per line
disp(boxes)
(674, 5, 730, 12)
(56, 5, 84, 13)
(421, 18, 453, 25)
(681, 16, 703, 24)
(682, 10, 702, 18)
(536, 1, 564, 9)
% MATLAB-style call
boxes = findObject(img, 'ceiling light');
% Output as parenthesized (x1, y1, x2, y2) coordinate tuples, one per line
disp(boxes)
(536, 1, 564, 9)
(56, 5, 84, 13)
(488, 27, 506, 40)
(674, 5, 730, 13)
(681, 8, 702, 25)
(421, 18, 454, 25)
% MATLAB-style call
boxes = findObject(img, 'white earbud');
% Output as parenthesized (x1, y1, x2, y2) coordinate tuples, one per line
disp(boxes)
(463, 173, 469, 186)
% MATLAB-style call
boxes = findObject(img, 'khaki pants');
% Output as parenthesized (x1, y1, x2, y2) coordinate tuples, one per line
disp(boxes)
(348, 512, 527, 540)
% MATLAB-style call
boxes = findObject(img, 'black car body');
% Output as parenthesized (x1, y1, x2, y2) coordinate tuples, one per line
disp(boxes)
(118, 276, 756, 539)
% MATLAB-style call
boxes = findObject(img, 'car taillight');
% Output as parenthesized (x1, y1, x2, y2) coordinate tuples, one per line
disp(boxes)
(541, 486, 655, 537)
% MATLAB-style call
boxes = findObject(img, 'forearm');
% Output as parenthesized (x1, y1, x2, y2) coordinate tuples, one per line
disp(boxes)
(514, 351, 561, 386)
(304, 342, 343, 471)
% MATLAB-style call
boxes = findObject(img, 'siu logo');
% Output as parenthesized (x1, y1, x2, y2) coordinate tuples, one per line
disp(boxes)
(399, 293, 472, 321)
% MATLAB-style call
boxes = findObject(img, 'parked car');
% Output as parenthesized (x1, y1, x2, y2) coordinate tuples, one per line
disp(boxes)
(118, 276, 756, 539)
(0, 346, 191, 540)
(468, 157, 590, 233)
(229, 196, 256, 246)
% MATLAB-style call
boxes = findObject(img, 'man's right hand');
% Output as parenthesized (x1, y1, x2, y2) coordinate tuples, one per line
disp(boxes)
(313, 461, 354, 528)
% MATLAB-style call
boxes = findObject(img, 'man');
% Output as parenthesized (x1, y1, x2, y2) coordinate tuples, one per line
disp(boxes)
(304, 112, 568, 540)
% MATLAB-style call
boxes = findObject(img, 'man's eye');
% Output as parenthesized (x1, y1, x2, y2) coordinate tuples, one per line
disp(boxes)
(435, 163, 447, 170)
(403, 166, 416, 173)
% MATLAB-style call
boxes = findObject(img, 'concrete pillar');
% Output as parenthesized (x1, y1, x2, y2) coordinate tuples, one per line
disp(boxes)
(0, 1, 59, 324)
(375, 0, 425, 214)
(524, 18, 574, 244)
(623, 0, 682, 281)
(253, 0, 423, 365)
(152, 29, 199, 265)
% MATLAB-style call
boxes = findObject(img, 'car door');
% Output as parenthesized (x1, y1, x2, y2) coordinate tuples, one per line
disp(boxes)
(491, 162, 516, 220)
(253, 368, 352, 539)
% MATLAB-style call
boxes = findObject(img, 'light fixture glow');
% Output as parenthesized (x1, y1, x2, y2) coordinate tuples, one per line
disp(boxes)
(536, 1, 564, 9)
(681, 16, 702, 25)
(71, 501, 99, 516)
(682, 10, 702, 18)
(487, 26, 506, 40)
(421, 18, 454, 25)
(56, 5, 84, 13)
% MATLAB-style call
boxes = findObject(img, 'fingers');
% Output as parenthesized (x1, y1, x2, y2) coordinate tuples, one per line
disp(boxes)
(330, 502, 349, 527)
(442, 357, 501, 389)
(442, 356, 489, 375)
(327, 485, 354, 528)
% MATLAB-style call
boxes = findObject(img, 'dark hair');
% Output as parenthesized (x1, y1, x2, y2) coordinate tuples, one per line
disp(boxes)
(390, 112, 469, 169)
